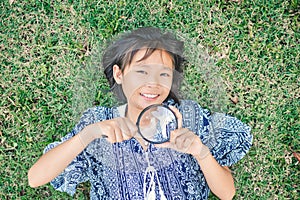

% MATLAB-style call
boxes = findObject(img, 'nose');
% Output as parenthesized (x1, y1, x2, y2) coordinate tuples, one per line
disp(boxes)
(145, 75, 160, 87)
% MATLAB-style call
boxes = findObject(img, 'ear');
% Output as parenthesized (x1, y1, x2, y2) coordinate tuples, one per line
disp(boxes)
(113, 65, 123, 84)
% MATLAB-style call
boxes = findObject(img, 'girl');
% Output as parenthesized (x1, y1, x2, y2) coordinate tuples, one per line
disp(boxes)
(28, 27, 252, 200)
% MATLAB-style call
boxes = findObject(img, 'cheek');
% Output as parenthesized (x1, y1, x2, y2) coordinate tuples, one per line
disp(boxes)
(163, 80, 173, 91)
(122, 80, 136, 99)
(121, 73, 143, 99)
(160, 77, 173, 94)
(162, 87, 171, 97)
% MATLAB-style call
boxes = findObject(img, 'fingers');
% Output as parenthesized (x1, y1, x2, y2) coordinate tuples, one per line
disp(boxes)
(156, 128, 199, 154)
(113, 126, 123, 142)
(116, 118, 131, 138)
(100, 117, 137, 143)
(123, 118, 138, 137)
(97, 122, 117, 143)
(169, 128, 189, 144)
(168, 106, 182, 128)
(171, 128, 193, 152)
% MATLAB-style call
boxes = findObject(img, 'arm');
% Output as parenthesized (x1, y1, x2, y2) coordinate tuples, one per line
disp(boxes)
(156, 106, 235, 199)
(157, 129, 235, 199)
(28, 126, 95, 188)
(28, 117, 137, 188)
(193, 139, 235, 200)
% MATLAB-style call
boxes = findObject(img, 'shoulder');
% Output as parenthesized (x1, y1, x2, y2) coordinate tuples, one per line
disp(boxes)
(179, 99, 208, 116)
(178, 100, 208, 130)
(71, 106, 116, 134)
(58, 106, 117, 142)
(80, 106, 117, 122)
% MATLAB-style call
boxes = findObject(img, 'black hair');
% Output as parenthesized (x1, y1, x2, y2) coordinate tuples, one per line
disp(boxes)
(102, 27, 185, 104)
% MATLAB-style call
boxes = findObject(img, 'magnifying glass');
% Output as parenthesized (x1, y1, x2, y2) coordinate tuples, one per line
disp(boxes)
(136, 104, 178, 144)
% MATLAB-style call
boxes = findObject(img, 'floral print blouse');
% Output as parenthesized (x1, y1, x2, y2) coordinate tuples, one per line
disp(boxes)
(44, 100, 252, 199)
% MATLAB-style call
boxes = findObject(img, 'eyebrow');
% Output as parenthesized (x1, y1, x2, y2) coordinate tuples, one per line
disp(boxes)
(133, 64, 173, 71)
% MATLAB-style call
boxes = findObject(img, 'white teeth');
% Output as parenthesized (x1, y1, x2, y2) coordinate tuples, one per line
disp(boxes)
(142, 94, 158, 98)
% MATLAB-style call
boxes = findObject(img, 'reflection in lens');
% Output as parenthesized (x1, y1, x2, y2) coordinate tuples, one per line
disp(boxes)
(136, 105, 177, 144)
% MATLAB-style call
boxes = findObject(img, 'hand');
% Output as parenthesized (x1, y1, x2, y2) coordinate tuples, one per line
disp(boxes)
(80, 117, 138, 145)
(99, 117, 138, 143)
(155, 106, 208, 157)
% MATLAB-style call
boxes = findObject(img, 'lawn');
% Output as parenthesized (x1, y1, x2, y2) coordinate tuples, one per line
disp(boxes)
(0, 0, 299, 199)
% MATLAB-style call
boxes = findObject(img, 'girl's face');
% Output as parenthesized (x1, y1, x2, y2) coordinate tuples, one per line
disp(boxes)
(114, 49, 174, 114)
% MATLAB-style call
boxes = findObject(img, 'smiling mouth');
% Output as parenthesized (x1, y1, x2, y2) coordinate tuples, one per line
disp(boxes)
(140, 93, 160, 99)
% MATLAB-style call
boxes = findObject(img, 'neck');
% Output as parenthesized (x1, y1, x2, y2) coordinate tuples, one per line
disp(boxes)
(126, 105, 142, 124)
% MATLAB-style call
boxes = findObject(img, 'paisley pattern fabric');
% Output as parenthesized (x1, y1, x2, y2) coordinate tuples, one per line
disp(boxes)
(44, 100, 253, 199)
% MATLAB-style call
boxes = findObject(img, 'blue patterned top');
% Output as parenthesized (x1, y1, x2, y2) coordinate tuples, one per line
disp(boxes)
(44, 100, 252, 199)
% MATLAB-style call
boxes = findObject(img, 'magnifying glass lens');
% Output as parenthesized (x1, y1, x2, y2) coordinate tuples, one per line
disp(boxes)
(137, 105, 177, 144)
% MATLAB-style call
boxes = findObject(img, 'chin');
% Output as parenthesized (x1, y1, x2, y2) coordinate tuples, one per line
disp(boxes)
(135, 100, 162, 110)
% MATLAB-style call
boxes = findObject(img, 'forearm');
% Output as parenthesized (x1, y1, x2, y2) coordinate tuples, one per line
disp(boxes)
(28, 128, 94, 187)
(195, 153, 235, 200)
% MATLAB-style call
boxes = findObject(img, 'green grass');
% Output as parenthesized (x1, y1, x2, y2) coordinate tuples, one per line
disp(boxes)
(0, 0, 299, 199)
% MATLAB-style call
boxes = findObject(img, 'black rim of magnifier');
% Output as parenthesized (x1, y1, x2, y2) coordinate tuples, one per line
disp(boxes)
(136, 104, 178, 144)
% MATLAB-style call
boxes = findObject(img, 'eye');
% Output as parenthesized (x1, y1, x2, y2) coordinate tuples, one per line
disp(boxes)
(160, 73, 171, 77)
(136, 70, 148, 75)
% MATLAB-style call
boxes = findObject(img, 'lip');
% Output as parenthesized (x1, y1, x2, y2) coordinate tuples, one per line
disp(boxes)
(140, 93, 160, 100)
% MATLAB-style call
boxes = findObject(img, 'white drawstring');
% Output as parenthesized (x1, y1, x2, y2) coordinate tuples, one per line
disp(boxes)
(143, 144, 167, 200)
